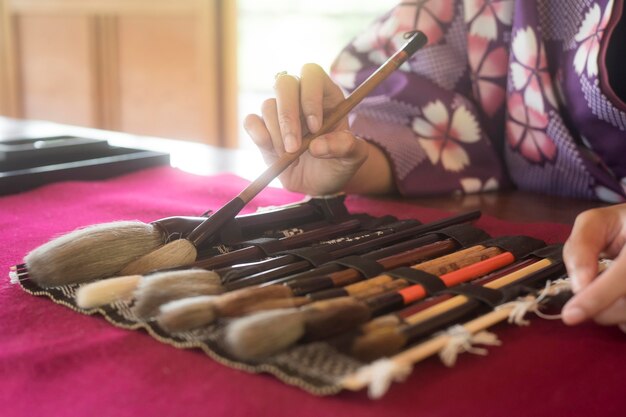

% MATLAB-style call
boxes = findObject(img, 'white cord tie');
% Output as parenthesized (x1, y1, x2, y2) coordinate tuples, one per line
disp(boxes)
(353, 358, 413, 400)
(439, 325, 501, 367)
(498, 279, 573, 325)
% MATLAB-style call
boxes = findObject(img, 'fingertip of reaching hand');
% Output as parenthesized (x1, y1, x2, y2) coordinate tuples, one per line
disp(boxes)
(561, 303, 587, 326)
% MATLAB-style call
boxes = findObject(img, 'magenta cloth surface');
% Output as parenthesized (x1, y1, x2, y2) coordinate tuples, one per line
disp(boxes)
(1, 167, 624, 417)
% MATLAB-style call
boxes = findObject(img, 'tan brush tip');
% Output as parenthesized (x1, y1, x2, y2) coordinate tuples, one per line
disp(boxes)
(156, 296, 217, 332)
(132, 269, 223, 320)
(350, 327, 407, 362)
(224, 308, 306, 360)
(120, 239, 197, 276)
(24, 221, 163, 287)
(75, 275, 142, 309)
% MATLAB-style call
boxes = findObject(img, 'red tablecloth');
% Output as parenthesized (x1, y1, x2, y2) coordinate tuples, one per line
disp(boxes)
(1, 167, 624, 417)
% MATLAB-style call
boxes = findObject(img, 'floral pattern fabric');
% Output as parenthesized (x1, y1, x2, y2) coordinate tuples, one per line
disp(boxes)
(331, 0, 626, 201)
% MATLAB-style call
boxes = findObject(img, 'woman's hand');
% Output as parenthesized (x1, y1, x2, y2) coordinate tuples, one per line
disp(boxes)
(243, 63, 394, 196)
(562, 203, 626, 331)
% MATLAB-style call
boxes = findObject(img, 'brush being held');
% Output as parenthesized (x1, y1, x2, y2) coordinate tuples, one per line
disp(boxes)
(117, 32, 429, 276)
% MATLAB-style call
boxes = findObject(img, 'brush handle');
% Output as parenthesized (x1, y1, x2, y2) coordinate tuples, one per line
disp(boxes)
(185, 31, 428, 247)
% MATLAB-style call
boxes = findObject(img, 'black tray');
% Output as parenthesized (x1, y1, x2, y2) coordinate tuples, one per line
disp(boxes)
(0, 136, 170, 195)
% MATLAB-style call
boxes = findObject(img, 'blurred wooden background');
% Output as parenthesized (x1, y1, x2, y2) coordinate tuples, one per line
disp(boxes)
(0, 0, 396, 150)
(0, 0, 239, 147)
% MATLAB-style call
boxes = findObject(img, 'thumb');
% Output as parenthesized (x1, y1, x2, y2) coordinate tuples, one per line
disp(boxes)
(308, 131, 368, 166)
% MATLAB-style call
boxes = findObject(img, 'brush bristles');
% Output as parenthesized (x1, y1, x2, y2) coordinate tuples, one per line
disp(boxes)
(350, 327, 407, 362)
(301, 298, 371, 341)
(24, 221, 163, 287)
(224, 308, 305, 360)
(119, 239, 197, 275)
(75, 275, 142, 309)
(212, 285, 294, 317)
(157, 296, 217, 332)
(132, 269, 223, 319)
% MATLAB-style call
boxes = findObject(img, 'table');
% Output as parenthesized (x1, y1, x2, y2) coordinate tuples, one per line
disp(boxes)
(1, 118, 622, 417)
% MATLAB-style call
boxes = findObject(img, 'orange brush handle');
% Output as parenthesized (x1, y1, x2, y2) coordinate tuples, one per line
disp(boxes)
(399, 252, 516, 304)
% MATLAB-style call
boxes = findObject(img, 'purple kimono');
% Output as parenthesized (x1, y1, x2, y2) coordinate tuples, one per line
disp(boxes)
(330, 0, 626, 201)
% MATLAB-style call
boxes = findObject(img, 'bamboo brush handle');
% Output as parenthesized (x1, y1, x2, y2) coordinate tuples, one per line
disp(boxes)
(186, 31, 428, 247)
(403, 258, 553, 326)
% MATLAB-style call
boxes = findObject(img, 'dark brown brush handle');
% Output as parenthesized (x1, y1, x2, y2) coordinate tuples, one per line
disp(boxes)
(153, 199, 333, 245)
(262, 210, 483, 288)
(289, 239, 458, 297)
(190, 219, 362, 270)
(184, 31, 428, 248)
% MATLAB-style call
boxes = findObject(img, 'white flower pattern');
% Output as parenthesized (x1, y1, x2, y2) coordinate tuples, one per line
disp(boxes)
(574, 0, 614, 77)
(412, 100, 481, 172)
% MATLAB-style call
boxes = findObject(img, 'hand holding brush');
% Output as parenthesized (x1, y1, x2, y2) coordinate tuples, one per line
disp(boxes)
(117, 31, 429, 276)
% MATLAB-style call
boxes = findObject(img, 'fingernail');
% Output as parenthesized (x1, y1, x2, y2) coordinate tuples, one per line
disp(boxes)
(284, 134, 299, 153)
(307, 115, 320, 133)
(562, 306, 586, 325)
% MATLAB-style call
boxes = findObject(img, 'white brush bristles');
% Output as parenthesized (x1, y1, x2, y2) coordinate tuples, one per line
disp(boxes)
(157, 296, 218, 332)
(132, 269, 223, 319)
(24, 221, 163, 287)
(224, 308, 305, 360)
(75, 275, 142, 309)
(119, 239, 197, 276)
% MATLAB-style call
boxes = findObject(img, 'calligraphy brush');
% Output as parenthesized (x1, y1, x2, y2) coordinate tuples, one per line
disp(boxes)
(349, 258, 563, 361)
(358, 257, 538, 333)
(339, 277, 578, 395)
(16, 197, 329, 288)
(152, 231, 494, 327)
(152, 236, 510, 331)
(86, 211, 479, 316)
(116, 31, 429, 276)
(222, 249, 521, 360)
(343, 260, 611, 395)
(158, 276, 410, 333)
(155, 238, 461, 329)
(74, 218, 362, 310)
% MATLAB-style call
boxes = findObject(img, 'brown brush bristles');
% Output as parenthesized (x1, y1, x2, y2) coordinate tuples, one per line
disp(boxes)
(302, 298, 371, 341)
(350, 327, 407, 362)
(224, 308, 306, 360)
(359, 315, 403, 333)
(120, 239, 197, 276)
(236, 296, 311, 314)
(24, 221, 163, 287)
(157, 296, 217, 332)
(212, 285, 294, 317)
(132, 269, 223, 319)
(75, 274, 142, 309)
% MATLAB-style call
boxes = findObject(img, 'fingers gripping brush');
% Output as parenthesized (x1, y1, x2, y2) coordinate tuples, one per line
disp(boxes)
(119, 31, 429, 276)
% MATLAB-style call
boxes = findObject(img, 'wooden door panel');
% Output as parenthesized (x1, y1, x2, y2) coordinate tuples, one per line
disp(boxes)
(16, 15, 97, 126)
(117, 15, 215, 142)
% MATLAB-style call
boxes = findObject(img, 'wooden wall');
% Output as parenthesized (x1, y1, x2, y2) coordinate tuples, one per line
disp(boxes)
(0, 0, 239, 147)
